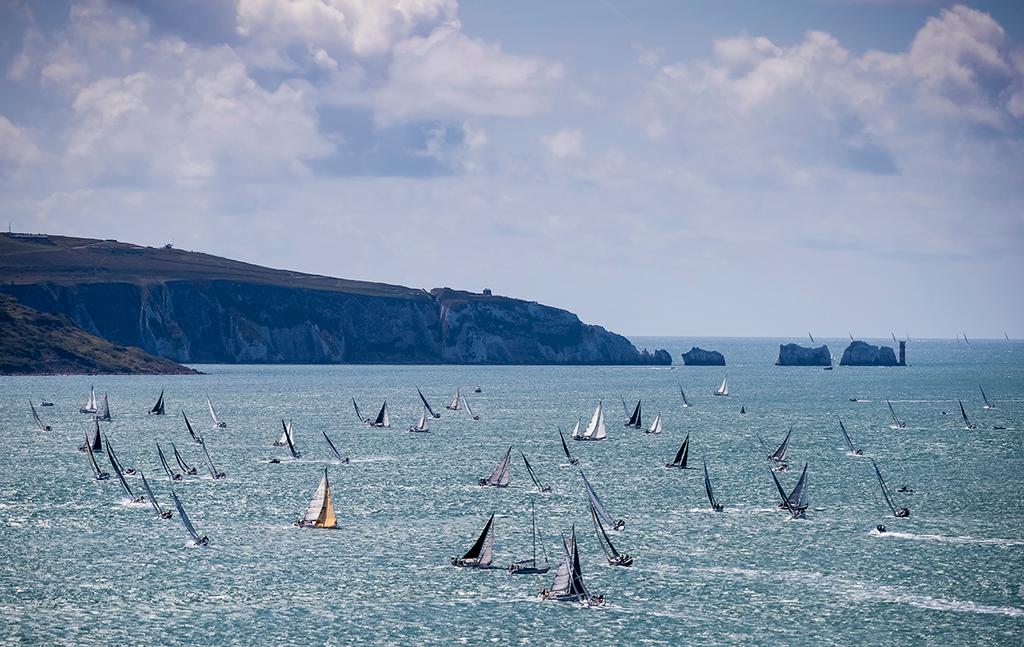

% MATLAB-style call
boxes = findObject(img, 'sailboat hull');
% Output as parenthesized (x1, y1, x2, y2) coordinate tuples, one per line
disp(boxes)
(608, 555, 633, 567)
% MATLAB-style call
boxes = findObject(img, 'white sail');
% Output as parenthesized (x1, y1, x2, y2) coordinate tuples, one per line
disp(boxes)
(714, 375, 729, 396)
(549, 534, 574, 595)
(583, 401, 606, 440)
(275, 420, 292, 446)
(580, 469, 621, 529)
(447, 389, 461, 410)
(483, 447, 512, 486)
(647, 413, 663, 434)
(479, 522, 495, 566)
(81, 386, 97, 413)
(570, 417, 583, 440)
(301, 471, 330, 525)
(206, 396, 223, 427)
(96, 394, 111, 421)
(416, 408, 429, 431)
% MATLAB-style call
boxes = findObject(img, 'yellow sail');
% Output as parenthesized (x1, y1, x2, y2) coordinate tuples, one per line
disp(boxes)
(317, 477, 337, 528)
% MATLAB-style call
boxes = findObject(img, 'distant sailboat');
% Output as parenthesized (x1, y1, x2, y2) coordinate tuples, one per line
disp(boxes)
(980, 386, 995, 409)
(295, 468, 337, 529)
(575, 402, 607, 442)
(322, 430, 350, 463)
(464, 396, 480, 420)
(872, 459, 910, 518)
(838, 418, 863, 455)
(770, 463, 808, 519)
(759, 427, 793, 470)
(521, 452, 551, 493)
(451, 513, 496, 568)
(352, 397, 366, 423)
(474, 386, 482, 393)
(620, 397, 629, 417)
(409, 407, 430, 433)
(206, 395, 226, 428)
(703, 460, 724, 512)
(95, 394, 111, 421)
(30, 400, 51, 431)
(479, 446, 512, 487)
(808, 332, 815, 344)
(963, 332, 970, 345)
(200, 441, 225, 479)
(740, 406, 746, 414)
(284, 423, 301, 458)
(369, 401, 390, 428)
(172, 443, 197, 475)
(679, 384, 692, 408)
(85, 433, 109, 480)
(106, 436, 144, 503)
(79, 419, 103, 453)
(445, 389, 461, 411)
(540, 526, 602, 605)
(417, 387, 441, 418)
(569, 416, 583, 440)
(887, 400, 907, 429)
(273, 419, 292, 447)
(891, 331, 898, 345)
(590, 501, 632, 567)
(958, 400, 977, 430)
(148, 389, 166, 416)
(646, 413, 663, 434)
(509, 500, 550, 574)
(140, 472, 173, 519)
(182, 410, 202, 444)
(665, 434, 691, 469)
(79, 385, 98, 414)
(558, 427, 579, 465)
(713, 375, 729, 397)
(624, 400, 642, 429)
(170, 490, 208, 546)
(580, 469, 624, 530)
(157, 443, 182, 481)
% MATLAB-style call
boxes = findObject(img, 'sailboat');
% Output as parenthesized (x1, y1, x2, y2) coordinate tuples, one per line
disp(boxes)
(575, 401, 607, 442)
(958, 400, 977, 430)
(140, 472, 173, 519)
(172, 443, 197, 475)
(570, 416, 583, 440)
(409, 407, 430, 433)
(322, 430, 350, 463)
(509, 500, 550, 574)
(79, 419, 103, 453)
(665, 434, 691, 469)
(590, 502, 632, 567)
(85, 433, 109, 480)
(713, 374, 729, 397)
(182, 410, 203, 444)
(620, 397, 629, 417)
(200, 441, 225, 479)
(445, 389, 461, 411)
(474, 386, 482, 393)
(521, 452, 551, 492)
(157, 443, 182, 481)
(624, 400, 642, 428)
(30, 401, 51, 431)
(703, 460, 724, 512)
(368, 401, 390, 428)
(558, 427, 579, 465)
(964, 332, 971, 345)
(417, 387, 441, 418)
(770, 463, 808, 519)
(479, 446, 512, 487)
(540, 526, 603, 606)
(679, 384, 692, 408)
(80, 385, 98, 414)
(838, 418, 863, 455)
(891, 331, 898, 345)
(759, 427, 793, 470)
(871, 459, 910, 518)
(580, 469, 624, 530)
(273, 419, 292, 446)
(352, 397, 367, 423)
(740, 406, 746, 414)
(105, 436, 144, 503)
(206, 395, 226, 428)
(295, 468, 337, 529)
(148, 389, 166, 416)
(808, 332, 815, 344)
(646, 413, 663, 434)
(451, 513, 496, 568)
(464, 396, 480, 420)
(886, 400, 907, 429)
(284, 424, 301, 458)
(95, 394, 111, 421)
(980, 386, 995, 409)
(170, 489, 209, 546)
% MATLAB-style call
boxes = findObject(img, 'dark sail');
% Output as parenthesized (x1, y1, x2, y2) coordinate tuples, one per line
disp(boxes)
(668, 435, 690, 468)
(625, 400, 642, 428)
(769, 468, 799, 518)
(182, 411, 202, 444)
(157, 443, 180, 480)
(959, 400, 975, 428)
(521, 452, 547, 491)
(172, 443, 196, 475)
(105, 436, 136, 499)
(703, 460, 721, 511)
(285, 425, 301, 458)
(149, 389, 165, 416)
(417, 387, 440, 418)
(352, 398, 364, 422)
(872, 459, 909, 517)
(322, 430, 346, 462)
(770, 428, 793, 462)
(460, 513, 494, 562)
(838, 418, 859, 454)
(590, 502, 620, 560)
(558, 428, 575, 464)
(887, 400, 905, 427)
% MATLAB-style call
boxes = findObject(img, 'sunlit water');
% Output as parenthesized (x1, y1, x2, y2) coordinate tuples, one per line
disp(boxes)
(1, 337, 1021, 645)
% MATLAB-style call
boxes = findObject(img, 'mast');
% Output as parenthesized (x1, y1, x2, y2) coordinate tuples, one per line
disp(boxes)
(522, 452, 545, 490)
(149, 389, 165, 415)
(679, 384, 691, 407)
(590, 502, 620, 560)
(140, 472, 168, 518)
(285, 425, 301, 458)
(570, 417, 583, 440)
(668, 435, 689, 467)
(771, 428, 792, 462)
(105, 437, 137, 499)
(838, 418, 858, 454)
(85, 434, 107, 479)
(418, 388, 440, 418)
(157, 443, 179, 480)
(459, 514, 495, 565)
(96, 394, 111, 421)
(352, 397, 364, 422)
(372, 401, 390, 427)
(702, 460, 721, 510)
(980, 386, 993, 408)
(887, 400, 904, 427)
(559, 427, 575, 463)
(298, 468, 336, 528)
(183, 410, 201, 444)
(206, 395, 224, 427)
(959, 400, 975, 429)
(446, 389, 461, 410)
(647, 413, 662, 434)
(201, 441, 224, 479)
(30, 400, 49, 431)
(580, 469, 623, 530)
(170, 490, 206, 545)
(808, 332, 815, 344)
(172, 443, 195, 474)
(871, 459, 898, 516)
(583, 401, 606, 440)
(322, 430, 346, 461)
(625, 400, 642, 428)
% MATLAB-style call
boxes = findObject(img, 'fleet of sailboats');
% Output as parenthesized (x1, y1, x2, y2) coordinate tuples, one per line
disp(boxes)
(295, 468, 337, 529)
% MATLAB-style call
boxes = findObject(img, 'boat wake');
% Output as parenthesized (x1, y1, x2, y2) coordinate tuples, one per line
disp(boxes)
(870, 530, 1024, 546)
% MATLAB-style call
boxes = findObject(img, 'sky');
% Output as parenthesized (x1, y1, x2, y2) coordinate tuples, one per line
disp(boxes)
(0, 0, 1022, 339)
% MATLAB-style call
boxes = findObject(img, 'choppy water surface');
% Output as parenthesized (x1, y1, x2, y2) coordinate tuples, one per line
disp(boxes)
(1, 337, 1022, 645)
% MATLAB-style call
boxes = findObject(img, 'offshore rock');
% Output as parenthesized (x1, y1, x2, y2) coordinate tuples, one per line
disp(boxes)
(840, 341, 899, 367)
(681, 347, 725, 366)
(776, 343, 832, 366)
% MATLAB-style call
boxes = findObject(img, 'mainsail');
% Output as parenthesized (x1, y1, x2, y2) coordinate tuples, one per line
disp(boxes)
(679, 384, 692, 408)
(769, 467, 804, 519)
(446, 389, 461, 411)
(105, 437, 140, 501)
(30, 400, 50, 431)
(352, 398, 365, 423)
(201, 441, 225, 479)
(590, 502, 629, 565)
(570, 417, 583, 440)
(285, 423, 301, 458)
(206, 395, 225, 428)
(157, 442, 181, 481)
(980, 386, 995, 409)
(580, 469, 623, 530)
(544, 526, 592, 602)
(887, 400, 906, 428)
(140, 472, 171, 518)
(714, 375, 729, 396)
(371, 401, 390, 427)
(703, 460, 722, 511)
(578, 402, 607, 441)
(521, 452, 549, 492)
(96, 394, 111, 421)
(80, 385, 98, 414)
(322, 430, 349, 462)
(273, 419, 292, 446)
(872, 459, 909, 517)
(417, 388, 441, 418)
(297, 468, 337, 528)
(80, 418, 103, 453)
(647, 413, 663, 435)
(149, 389, 166, 416)
(85, 433, 109, 480)
(838, 418, 861, 455)
(558, 427, 578, 464)
(625, 400, 642, 428)
(170, 490, 207, 546)
(464, 396, 479, 420)
(667, 434, 690, 468)
(481, 446, 512, 487)
(959, 400, 976, 429)
(769, 428, 793, 462)
(784, 463, 809, 512)
(455, 513, 495, 567)
(182, 411, 202, 444)
(172, 443, 196, 475)
(410, 407, 430, 432)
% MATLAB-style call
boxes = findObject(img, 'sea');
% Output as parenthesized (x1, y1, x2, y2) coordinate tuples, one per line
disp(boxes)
(0, 337, 1021, 645)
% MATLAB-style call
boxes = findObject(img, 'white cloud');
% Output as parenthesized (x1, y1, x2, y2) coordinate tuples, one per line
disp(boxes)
(542, 129, 584, 159)
(0, 115, 44, 170)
